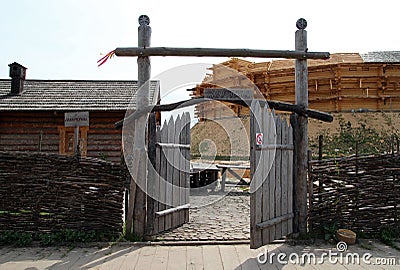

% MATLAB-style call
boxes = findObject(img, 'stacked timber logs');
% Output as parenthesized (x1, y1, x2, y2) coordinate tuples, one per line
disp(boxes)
(0, 151, 126, 235)
(309, 153, 400, 234)
(192, 54, 400, 120)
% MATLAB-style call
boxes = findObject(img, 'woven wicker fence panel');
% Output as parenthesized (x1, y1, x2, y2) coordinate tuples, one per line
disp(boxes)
(0, 151, 125, 235)
(309, 153, 400, 234)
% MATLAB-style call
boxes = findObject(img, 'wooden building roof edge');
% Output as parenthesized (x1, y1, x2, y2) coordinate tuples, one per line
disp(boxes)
(0, 79, 160, 111)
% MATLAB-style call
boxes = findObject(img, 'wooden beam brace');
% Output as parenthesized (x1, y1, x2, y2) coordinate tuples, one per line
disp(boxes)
(114, 97, 333, 129)
(256, 213, 294, 230)
(155, 204, 191, 217)
(115, 47, 330, 60)
(256, 144, 294, 151)
(156, 142, 190, 149)
(226, 167, 246, 182)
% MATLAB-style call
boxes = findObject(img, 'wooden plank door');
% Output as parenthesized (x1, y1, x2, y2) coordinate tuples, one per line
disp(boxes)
(250, 100, 294, 249)
(148, 113, 191, 235)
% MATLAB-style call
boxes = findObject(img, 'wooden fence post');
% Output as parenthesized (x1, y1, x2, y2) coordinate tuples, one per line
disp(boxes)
(126, 15, 152, 238)
(307, 149, 313, 232)
(293, 18, 309, 235)
(318, 135, 323, 161)
(146, 112, 157, 237)
(318, 135, 323, 202)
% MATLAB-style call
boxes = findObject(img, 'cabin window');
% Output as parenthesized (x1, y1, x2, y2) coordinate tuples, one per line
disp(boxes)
(58, 126, 88, 157)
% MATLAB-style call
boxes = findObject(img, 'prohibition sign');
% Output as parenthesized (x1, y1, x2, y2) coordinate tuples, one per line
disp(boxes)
(256, 132, 263, 145)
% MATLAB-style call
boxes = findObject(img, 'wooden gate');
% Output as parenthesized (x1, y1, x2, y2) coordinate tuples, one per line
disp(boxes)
(148, 113, 191, 235)
(250, 101, 294, 249)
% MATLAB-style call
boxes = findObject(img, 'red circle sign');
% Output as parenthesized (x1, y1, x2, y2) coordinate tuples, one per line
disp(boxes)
(256, 133, 263, 145)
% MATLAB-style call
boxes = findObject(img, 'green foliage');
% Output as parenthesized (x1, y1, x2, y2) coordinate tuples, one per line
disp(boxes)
(323, 222, 339, 242)
(310, 114, 399, 158)
(0, 229, 116, 247)
(124, 233, 143, 242)
(379, 227, 400, 249)
(380, 228, 394, 245)
(0, 231, 32, 247)
(122, 223, 143, 242)
(99, 152, 108, 160)
(38, 233, 57, 246)
(15, 232, 32, 247)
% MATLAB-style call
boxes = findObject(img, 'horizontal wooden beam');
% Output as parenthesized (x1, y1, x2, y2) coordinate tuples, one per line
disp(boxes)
(216, 164, 250, 170)
(156, 142, 190, 149)
(155, 203, 190, 217)
(114, 97, 334, 129)
(115, 47, 330, 60)
(256, 213, 294, 230)
(256, 144, 294, 151)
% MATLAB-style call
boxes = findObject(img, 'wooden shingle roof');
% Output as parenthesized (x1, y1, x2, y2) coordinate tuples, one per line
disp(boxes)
(0, 80, 159, 111)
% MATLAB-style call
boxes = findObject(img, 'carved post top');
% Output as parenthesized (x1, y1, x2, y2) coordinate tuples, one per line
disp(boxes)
(296, 18, 307, 30)
(138, 15, 150, 26)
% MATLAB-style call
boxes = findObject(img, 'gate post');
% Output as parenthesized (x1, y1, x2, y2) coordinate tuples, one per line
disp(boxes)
(293, 18, 308, 235)
(126, 15, 152, 238)
(146, 113, 157, 237)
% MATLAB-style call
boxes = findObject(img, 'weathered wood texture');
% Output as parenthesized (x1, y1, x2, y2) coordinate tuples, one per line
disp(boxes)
(146, 113, 157, 236)
(0, 151, 125, 235)
(309, 153, 400, 234)
(114, 97, 332, 129)
(191, 56, 400, 119)
(0, 111, 125, 163)
(294, 28, 308, 234)
(250, 102, 294, 249)
(128, 17, 152, 238)
(115, 47, 329, 59)
(152, 113, 191, 235)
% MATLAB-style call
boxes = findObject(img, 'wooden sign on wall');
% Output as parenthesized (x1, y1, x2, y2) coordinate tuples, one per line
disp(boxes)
(65, 112, 89, 127)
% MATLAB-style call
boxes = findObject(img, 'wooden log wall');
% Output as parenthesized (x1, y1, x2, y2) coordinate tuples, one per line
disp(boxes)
(87, 111, 125, 163)
(0, 111, 61, 153)
(0, 151, 126, 235)
(0, 111, 125, 163)
(192, 55, 400, 119)
(308, 153, 400, 234)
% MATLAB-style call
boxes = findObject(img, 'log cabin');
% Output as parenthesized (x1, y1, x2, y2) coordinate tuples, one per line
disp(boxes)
(0, 62, 160, 163)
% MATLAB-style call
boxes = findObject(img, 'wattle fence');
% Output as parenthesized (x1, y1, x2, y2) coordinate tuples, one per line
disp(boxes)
(0, 151, 126, 236)
(308, 152, 400, 234)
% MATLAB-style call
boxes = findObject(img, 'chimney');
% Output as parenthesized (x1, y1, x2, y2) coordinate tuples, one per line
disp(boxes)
(8, 62, 27, 95)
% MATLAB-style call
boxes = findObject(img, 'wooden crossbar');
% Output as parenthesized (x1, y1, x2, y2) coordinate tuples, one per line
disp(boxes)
(156, 142, 190, 149)
(115, 47, 330, 60)
(216, 164, 250, 170)
(256, 144, 294, 151)
(114, 97, 333, 129)
(256, 213, 294, 230)
(155, 204, 191, 217)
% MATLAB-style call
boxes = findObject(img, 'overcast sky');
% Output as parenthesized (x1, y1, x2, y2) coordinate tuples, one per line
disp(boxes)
(1, 0, 399, 106)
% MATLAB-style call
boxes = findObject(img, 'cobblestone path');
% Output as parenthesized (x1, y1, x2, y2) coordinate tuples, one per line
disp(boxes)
(155, 193, 250, 241)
